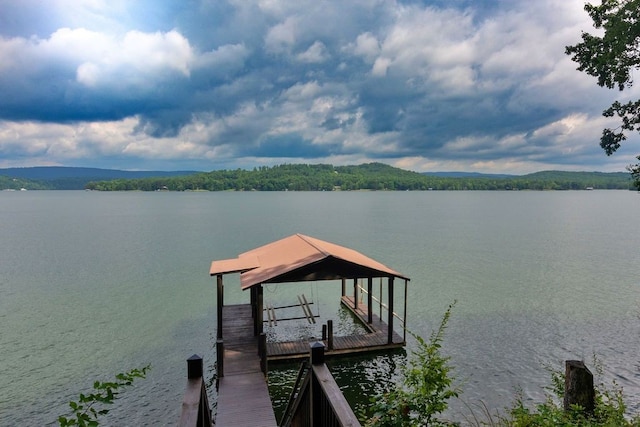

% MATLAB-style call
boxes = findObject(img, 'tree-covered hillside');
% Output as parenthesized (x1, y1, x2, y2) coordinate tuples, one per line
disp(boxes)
(84, 163, 635, 191)
(0, 167, 199, 190)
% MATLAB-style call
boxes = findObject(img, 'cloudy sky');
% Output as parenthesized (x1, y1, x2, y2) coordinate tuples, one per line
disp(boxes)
(0, 0, 638, 173)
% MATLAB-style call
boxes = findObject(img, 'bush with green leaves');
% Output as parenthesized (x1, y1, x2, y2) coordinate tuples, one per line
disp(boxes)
(58, 364, 151, 427)
(364, 301, 459, 427)
(503, 358, 639, 427)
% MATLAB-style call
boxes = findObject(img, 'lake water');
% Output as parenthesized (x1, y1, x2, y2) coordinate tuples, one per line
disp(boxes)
(1, 190, 639, 425)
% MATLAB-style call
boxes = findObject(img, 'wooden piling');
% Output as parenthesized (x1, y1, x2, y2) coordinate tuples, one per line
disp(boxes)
(564, 360, 595, 415)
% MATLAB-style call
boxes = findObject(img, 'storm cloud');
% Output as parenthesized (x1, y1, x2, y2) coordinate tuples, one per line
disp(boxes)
(0, 0, 637, 173)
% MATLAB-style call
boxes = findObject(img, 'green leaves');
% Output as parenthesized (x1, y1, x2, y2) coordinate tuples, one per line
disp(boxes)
(365, 302, 459, 427)
(503, 357, 639, 426)
(58, 364, 150, 427)
(565, 0, 640, 188)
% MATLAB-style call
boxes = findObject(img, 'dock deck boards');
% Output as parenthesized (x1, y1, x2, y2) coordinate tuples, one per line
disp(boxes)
(266, 296, 404, 361)
(216, 304, 278, 427)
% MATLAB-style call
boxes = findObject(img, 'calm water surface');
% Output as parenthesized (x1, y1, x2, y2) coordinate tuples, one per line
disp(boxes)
(1, 190, 638, 425)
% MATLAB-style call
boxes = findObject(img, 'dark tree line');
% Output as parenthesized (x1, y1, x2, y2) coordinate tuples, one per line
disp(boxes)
(84, 163, 635, 192)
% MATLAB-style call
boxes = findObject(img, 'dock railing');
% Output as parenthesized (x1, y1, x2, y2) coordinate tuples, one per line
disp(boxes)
(280, 342, 361, 427)
(178, 355, 214, 427)
(357, 282, 407, 343)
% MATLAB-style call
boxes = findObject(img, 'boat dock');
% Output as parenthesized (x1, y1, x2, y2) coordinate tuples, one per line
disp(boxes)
(209, 234, 411, 426)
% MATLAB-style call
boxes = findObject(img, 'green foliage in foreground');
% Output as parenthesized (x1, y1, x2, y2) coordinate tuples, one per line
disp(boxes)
(360, 301, 639, 427)
(364, 302, 459, 427)
(502, 360, 640, 427)
(85, 163, 636, 192)
(58, 365, 150, 427)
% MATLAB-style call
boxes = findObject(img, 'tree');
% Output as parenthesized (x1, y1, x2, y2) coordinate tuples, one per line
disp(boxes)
(565, 0, 640, 188)
(364, 302, 459, 426)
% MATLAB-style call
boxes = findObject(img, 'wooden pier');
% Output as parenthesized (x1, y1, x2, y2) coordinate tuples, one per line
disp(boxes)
(215, 304, 278, 427)
(214, 297, 402, 426)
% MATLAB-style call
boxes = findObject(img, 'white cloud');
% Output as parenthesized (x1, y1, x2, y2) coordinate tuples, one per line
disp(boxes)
(75, 29, 193, 88)
(265, 17, 298, 53)
(297, 41, 329, 63)
(349, 32, 380, 62)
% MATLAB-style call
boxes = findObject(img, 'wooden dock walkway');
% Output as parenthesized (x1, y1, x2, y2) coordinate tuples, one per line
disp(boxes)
(216, 304, 278, 427)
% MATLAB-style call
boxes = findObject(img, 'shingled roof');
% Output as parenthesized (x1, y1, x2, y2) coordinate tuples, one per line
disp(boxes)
(210, 233, 409, 290)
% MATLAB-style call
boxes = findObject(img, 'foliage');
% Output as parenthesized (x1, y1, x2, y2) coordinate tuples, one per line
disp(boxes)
(565, 0, 640, 188)
(364, 301, 459, 427)
(83, 163, 635, 192)
(0, 175, 51, 190)
(502, 359, 640, 427)
(58, 365, 151, 427)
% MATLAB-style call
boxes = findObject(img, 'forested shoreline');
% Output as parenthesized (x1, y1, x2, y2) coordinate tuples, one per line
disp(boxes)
(1, 163, 634, 191)
(84, 163, 635, 192)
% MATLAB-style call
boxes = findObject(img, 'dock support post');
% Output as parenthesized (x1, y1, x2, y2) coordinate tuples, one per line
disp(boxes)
(353, 278, 358, 310)
(341, 278, 346, 297)
(564, 360, 594, 415)
(327, 319, 334, 350)
(322, 324, 327, 341)
(255, 285, 264, 336)
(216, 339, 224, 381)
(251, 287, 257, 319)
(216, 274, 223, 340)
(259, 332, 267, 375)
(403, 279, 408, 344)
(388, 277, 394, 344)
(367, 277, 373, 324)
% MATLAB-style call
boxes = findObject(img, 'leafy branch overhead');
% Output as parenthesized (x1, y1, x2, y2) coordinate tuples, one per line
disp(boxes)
(58, 365, 151, 427)
(565, 0, 640, 186)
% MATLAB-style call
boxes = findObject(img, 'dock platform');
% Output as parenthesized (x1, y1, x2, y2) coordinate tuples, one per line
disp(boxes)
(267, 296, 404, 361)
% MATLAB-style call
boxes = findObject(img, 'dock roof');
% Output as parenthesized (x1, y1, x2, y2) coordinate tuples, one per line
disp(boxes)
(210, 233, 409, 290)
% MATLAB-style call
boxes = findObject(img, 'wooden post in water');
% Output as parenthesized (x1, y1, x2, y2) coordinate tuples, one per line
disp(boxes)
(403, 278, 408, 344)
(216, 274, 223, 340)
(341, 278, 346, 297)
(564, 360, 595, 415)
(353, 278, 358, 310)
(250, 287, 257, 319)
(327, 319, 334, 350)
(216, 339, 224, 381)
(255, 285, 264, 336)
(388, 277, 394, 344)
(367, 277, 373, 324)
(259, 332, 267, 375)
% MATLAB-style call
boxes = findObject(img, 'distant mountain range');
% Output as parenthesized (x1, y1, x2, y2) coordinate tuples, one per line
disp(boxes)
(0, 164, 634, 191)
